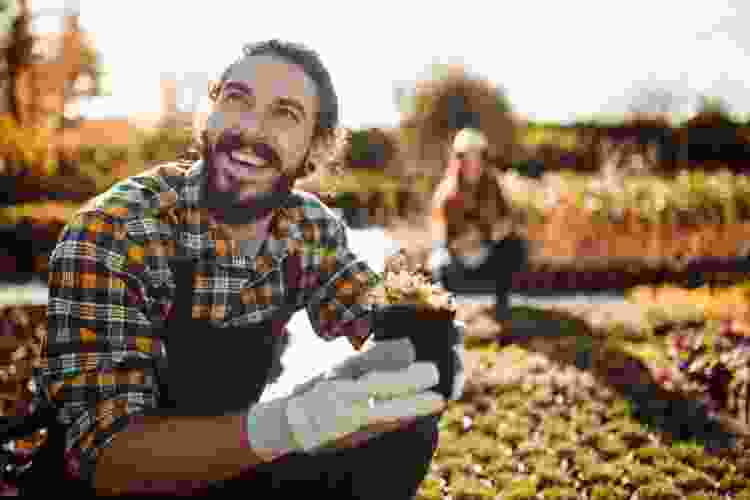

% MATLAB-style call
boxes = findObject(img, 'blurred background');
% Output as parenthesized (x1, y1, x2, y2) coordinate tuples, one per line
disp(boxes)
(1, 1, 750, 497)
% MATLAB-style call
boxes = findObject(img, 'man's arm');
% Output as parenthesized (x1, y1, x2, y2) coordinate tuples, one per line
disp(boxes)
(295, 213, 381, 350)
(93, 413, 270, 494)
(42, 212, 272, 495)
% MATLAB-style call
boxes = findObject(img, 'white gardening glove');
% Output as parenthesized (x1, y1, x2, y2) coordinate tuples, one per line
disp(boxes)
(456, 243, 490, 269)
(428, 242, 451, 284)
(288, 337, 417, 397)
(245, 362, 445, 457)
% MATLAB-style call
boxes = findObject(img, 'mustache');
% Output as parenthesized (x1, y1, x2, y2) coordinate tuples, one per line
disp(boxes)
(212, 129, 281, 167)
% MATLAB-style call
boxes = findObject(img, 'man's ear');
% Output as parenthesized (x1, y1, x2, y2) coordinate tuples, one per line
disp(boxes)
(207, 80, 219, 100)
(305, 133, 331, 166)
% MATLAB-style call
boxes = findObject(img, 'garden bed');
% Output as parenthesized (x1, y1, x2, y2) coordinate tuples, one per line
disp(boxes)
(418, 303, 750, 500)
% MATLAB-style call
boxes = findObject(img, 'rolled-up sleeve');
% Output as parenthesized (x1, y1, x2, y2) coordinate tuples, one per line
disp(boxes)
(298, 216, 382, 351)
(40, 211, 165, 487)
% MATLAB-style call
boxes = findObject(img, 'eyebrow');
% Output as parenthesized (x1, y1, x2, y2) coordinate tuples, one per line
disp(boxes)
(222, 80, 307, 120)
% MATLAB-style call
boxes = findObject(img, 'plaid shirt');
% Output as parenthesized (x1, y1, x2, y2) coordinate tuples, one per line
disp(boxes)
(35, 159, 384, 487)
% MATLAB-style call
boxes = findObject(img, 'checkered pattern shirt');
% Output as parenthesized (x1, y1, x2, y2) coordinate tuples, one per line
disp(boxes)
(34, 159, 384, 486)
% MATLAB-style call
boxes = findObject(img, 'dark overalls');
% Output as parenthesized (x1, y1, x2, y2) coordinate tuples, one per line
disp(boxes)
(158, 256, 440, 497)
(15, 255, 437, 497)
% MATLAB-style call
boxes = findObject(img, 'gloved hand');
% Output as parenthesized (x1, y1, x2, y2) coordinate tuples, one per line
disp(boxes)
(245, 362, 445, 458)
(428, 242, 451, 284)
(429, 239, 493, 286)
(372, 304, 465, 402)
(288, 337, 416, 397)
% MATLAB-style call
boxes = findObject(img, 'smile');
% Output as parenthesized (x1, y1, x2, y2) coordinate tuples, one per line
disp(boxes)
(229, 149, 270, 168)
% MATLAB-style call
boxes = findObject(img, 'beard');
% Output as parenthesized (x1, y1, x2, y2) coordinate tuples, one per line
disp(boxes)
(200, 130, 305, 225)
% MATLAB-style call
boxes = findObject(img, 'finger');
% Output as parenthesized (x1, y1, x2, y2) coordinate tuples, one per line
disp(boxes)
(365, 390, 445, 425)
(333, 338, 416, 379)
(289, 372, 327, 397)
(355, 362, 440, 399)
(451, 343, 466, 401)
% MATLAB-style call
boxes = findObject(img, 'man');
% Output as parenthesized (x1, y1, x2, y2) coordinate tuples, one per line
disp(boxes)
(34, 39, 462, 496)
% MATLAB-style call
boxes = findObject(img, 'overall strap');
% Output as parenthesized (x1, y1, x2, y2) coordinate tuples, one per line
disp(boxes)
(169, 256, 197, 327)
(154, 255, 196, 410)
(166, 212, 198, 330)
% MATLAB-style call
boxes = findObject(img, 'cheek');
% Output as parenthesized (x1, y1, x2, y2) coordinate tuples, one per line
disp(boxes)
(278, 132, 309, 162)
(206, 110, 246, 137)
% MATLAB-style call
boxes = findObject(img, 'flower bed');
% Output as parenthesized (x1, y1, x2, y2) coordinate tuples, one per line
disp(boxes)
(416, 320, 750, 500)
(626, 283, 750, 427)
(0, 305, 49, 466)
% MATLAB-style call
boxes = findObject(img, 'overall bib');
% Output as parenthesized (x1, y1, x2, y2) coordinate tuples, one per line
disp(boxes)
(153, 256, 288, 418)
(159, 256, 439, 498)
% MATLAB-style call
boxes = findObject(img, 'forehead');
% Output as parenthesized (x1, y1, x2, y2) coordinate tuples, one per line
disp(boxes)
(224, 54, 318, 107)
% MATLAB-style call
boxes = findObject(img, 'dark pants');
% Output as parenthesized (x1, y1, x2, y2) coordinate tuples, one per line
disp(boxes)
(196, 415, 440, 498)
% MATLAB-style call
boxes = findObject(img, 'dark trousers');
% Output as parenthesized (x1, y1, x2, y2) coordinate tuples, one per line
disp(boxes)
(197, 415, 440, 499)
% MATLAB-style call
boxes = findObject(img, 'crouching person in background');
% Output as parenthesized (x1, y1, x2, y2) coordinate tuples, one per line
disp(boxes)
(430, 127, 528, 324)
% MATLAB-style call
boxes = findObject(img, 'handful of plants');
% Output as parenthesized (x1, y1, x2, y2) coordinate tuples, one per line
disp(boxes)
(366, 267, 455, 314)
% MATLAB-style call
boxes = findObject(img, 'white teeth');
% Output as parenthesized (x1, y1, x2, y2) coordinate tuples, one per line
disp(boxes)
(230, 150, 268, 167)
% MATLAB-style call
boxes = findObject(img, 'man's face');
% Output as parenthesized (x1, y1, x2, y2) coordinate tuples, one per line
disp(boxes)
(204, 54, 320, 205)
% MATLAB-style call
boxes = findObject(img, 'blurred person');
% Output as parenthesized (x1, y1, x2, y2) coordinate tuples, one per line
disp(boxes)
(429, 127, 527, 323)
(29, 39, 464, 497)
(395, 64, 526, 323)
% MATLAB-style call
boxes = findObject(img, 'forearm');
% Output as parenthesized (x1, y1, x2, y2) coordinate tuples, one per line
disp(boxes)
(93, 413, 272, 495)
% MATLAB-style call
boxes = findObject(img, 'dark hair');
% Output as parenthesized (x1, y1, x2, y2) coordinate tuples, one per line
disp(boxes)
(208, 39, 339, 142)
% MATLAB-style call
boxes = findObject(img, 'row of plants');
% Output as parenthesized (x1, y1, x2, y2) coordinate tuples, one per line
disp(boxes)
(625, 282, 750, 426)
(416, 307, 750, 500)
(502, 169, 750, 226)
(479, 283, 750, 430)
(518, 113, 750, 174)
(528, 209, 750, 265)
(0, 119, 195, 203)
(0, 304, 48, 472)
(0, 115, 56, 177)
(308, 162, 750, 229)
(73, 126, 195, 195)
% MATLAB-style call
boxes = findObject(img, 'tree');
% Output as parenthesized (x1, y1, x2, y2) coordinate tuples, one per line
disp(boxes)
(0, 4, 104, 127)
(397, 62, 518, 181)
(627, 86, 687, 119)
(695, 95, 733, 119)
(0, 0, 35, 124)
(0, 4, 107, 179)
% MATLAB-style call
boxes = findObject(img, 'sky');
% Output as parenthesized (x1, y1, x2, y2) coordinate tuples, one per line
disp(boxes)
(24, 0, 750, 127)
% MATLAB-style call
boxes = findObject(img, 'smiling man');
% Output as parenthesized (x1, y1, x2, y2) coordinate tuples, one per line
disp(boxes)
(33, 40, 464, 497)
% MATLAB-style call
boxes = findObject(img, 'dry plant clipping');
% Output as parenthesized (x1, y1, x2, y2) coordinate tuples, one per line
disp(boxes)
(367, 253, 455, 314)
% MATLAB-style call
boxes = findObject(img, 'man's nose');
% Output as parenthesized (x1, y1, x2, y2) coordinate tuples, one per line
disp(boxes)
(208, 110, 267, 136)
(235, 111, 267, 136)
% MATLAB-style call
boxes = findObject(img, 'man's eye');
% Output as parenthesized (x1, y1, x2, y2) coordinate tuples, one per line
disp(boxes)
(279, 108, 298, 121)
(223, 94, 244, 104)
